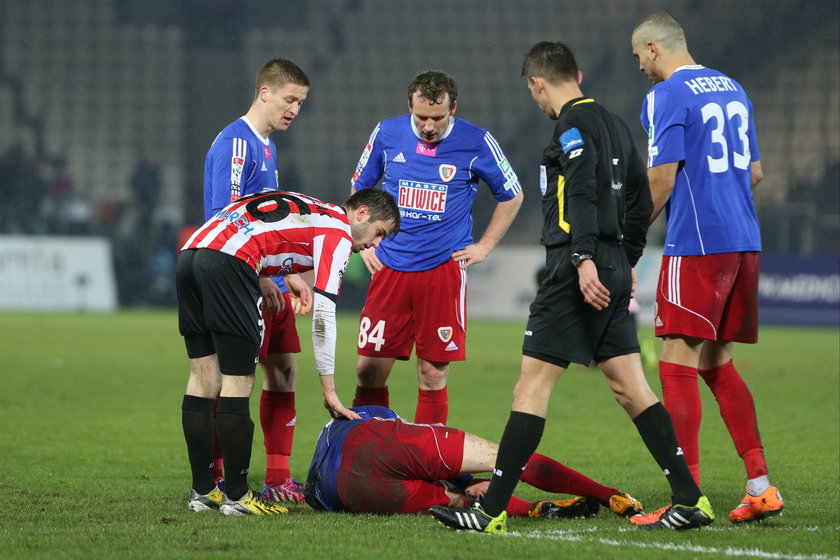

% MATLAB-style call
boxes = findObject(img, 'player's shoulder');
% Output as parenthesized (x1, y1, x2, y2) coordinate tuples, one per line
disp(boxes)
(451, 117, 493, 141)
(377, 114, 412, 133)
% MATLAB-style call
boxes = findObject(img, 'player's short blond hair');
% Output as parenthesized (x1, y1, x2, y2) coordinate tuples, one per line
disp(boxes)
(632, 11, 688, 52)
(254, 58, 310, 99)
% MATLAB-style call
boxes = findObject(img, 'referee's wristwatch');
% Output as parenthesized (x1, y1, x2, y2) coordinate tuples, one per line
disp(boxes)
(570, 252, 593, 268)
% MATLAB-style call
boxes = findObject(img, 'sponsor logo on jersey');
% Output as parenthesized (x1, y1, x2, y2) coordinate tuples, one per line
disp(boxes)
(445, 341, 459, 352)
(231, 156, 245, 186)
(416, 140, 438, 157)
(439, 164, 456, 182)
(437, 326, 453, 342)
(263, 146, 272, 160)
(539, 166, 547, 196)
(353, 142, 374, 185)
(261, 161, 268, 171)
(393, 152, 406, 163)
(569, 148, 583, 159)
(398, 180, 447, 213)
(611, 181, 623, 191)
(559, 127, 584, 153)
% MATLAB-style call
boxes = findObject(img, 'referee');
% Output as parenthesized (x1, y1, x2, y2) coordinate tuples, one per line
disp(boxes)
(431, 41, 712, 533)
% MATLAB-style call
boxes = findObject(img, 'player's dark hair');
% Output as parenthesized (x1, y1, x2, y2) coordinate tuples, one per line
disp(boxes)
(407, 70, 458, 107)
(521, 41, 578, 85)
(255, 58, 310, 97)
(344, 189, 401, 239)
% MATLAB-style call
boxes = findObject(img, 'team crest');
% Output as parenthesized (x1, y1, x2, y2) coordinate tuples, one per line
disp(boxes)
(437, 326, 453, 343)
(439, 164, 456, 182)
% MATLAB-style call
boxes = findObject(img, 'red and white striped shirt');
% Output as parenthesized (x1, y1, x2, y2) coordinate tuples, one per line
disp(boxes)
(183, 191, 352, 297)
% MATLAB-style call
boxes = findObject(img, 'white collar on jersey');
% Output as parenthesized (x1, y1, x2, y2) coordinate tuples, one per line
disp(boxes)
(240, 116, 271, 145)
(673, 64, 706, 74)
(410, 115, 456, 143)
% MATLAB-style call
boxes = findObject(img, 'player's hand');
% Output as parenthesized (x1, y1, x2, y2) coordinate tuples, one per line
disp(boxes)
(631, 268, 638, 299)
(285, 273, 313, 315)
(359, 247, 384, 275)
(318, 374, 362, 420)
(258, 276, 285, 314)
(577, 259, 610, 310)
(451, 243, 490, 269)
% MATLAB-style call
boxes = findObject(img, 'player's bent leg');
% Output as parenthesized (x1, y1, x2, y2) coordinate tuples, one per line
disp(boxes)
(354, 356, 396, 407)
(599, 353, 658, 418)
(416, 359, 449, 424)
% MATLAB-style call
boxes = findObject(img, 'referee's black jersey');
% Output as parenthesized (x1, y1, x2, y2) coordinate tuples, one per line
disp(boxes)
(539, 97, 652, 267)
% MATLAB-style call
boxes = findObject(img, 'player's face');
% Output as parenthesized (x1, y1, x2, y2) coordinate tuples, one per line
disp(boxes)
(632, 41, 663, 84)
(409, 92, 455, 144)
(350, 217, 394, 252)
(263, 82, 309, 132)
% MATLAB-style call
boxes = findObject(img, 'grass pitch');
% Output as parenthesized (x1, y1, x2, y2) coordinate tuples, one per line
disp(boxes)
(0, 310, 838, 559)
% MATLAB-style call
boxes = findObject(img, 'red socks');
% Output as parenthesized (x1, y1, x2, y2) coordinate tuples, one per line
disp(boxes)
(353, 386, 390, 408)
(699, 360, 767, 479)
(659, 361, 703, 485)
(521, 453, 617, 505)
(415, 387, 448, 425)
(260, 390, 296, 486)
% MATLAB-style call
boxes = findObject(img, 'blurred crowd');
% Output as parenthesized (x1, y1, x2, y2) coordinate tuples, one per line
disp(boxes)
(0, 141, 179, 306)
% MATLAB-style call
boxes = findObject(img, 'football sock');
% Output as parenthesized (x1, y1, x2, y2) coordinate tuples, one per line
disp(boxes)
(352, 386, 389, 408)
(260, 390, 295, 485)
(216, 397, 254, 500)
(504, 495, 532, 517)
(633, 402, 702, 506)
(415, 387, 448, 425)
(481, 411, 545, 517)
(659, 361, 702, 486)
(521, 453, 616, 504)
(747, 475, 771, 496)
(699, 360, 768, 479)
(181, 395, 216, 495)
(212, 393, 223, 481)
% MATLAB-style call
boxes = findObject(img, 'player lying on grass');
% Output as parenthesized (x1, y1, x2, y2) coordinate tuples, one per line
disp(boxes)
(304, 406, 642, 518)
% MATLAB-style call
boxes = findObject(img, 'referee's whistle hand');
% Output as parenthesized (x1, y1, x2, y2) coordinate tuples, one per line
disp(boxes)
(577, 260, 611, 310)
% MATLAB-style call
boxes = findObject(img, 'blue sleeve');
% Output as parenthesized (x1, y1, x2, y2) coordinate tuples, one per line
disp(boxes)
(472, 131, 521, 201)
(644, 87, 686, 168)
(204, 133, 248, 219)
(351, 123, 385, 190)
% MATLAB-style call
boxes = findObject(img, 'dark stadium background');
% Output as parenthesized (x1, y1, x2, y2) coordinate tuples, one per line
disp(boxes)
(0, 0, 837, 311)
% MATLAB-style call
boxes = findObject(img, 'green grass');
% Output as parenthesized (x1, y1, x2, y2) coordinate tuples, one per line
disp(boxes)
(0, 311, 838, 559)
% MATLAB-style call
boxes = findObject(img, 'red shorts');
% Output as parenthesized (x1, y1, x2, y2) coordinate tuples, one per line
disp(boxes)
(259, 291, 301, 358)
(655, 252, 759, 343)
(357, 260, 467, 362)
(336, 417, 465, 514)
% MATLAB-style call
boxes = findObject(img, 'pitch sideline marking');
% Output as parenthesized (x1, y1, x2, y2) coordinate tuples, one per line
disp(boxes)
(506, 527, 840, 560)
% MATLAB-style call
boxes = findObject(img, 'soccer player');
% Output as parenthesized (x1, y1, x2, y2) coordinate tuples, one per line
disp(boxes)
(203, 58, 312, 503)
(350, 70, 523, 425)
(305, 406, 643, 519)
(430, 41, 712, 533)
(630, 11, 784, 524)
(179, 189, 400, 516)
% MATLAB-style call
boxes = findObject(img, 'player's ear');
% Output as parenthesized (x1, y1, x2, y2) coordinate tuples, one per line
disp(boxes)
(355, 205, 370, 222)
(449, 100, 457, 116)
(577, 70, 583, 86)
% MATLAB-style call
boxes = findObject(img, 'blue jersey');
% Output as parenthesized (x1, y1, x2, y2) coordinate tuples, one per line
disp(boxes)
(304, 406, 399, 512)
(352, 115, 522, 271)
(641, 65, 761, 256)
(203, 116, 287, 290)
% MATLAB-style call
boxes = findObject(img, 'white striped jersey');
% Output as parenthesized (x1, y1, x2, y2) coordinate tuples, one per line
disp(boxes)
(183, 191, 352, 298)
(352, 114, 521, 271)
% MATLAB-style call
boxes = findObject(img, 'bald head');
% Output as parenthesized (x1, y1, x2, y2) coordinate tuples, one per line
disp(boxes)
(632, 11, 688, 53)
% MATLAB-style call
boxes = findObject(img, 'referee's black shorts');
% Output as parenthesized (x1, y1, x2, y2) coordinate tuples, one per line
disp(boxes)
(176, 248, 263, 376)
(522, 242, 640, 368)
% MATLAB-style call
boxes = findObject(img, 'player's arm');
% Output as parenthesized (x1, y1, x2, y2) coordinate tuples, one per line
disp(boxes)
(623, 144, 653, 267)
(561, 125, 610, 310)
(350, 124, 388, 272)
(311, 291, 361, 420)
(452, 190, 523, 268)
(647, 162, 678, 223)
(750, 160, 763, 190)
(453, 132, 524, 268)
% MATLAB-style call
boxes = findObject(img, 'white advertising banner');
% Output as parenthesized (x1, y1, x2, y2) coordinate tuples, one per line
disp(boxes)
(0, 235, 118, 312)
(467, 245, 662, 322)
